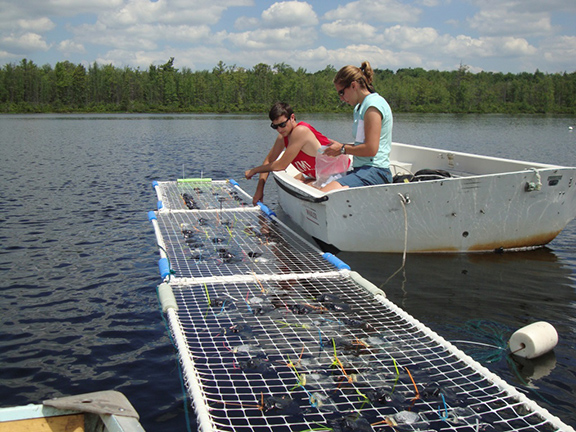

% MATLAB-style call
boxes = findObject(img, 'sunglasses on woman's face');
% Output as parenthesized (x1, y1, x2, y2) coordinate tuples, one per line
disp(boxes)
(271, 119, 289, 129)
(337, 82, 351, 97)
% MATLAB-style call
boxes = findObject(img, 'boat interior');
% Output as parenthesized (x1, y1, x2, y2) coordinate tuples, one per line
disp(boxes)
(279, 141, 560, 192)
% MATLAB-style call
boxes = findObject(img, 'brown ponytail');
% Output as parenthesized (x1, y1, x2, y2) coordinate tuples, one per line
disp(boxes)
(334, 61, 375, 93)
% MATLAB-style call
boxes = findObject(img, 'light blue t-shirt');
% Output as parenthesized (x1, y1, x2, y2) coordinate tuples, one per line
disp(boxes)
(352, 93, 393, 169)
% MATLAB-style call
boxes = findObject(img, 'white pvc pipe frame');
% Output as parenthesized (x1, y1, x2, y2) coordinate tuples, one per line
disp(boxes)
(166, 307, 216, 432)
(151, 179, 575, 432)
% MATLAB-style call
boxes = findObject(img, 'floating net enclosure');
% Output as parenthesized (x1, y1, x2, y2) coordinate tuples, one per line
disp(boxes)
(148, 179, 574, 432)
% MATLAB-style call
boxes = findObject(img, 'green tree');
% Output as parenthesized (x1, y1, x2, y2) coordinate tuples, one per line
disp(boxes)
(249, 63, 273, 110)
(449, 63, 472, 112)
(1, 57, 575, 114)
(160, 57, 178, 107)
(54, 60, 78, 107)
(71, 64, 87, 107)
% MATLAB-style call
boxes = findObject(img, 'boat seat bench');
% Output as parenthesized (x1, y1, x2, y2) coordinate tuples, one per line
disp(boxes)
(0, 413, 85, 432)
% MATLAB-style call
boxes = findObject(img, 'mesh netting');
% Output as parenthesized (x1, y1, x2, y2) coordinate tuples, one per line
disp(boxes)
(156, 179, 252, 211)
(149, 179, 572, 432)
(169, 276, 560, 432)
(155, 209, 336, 280)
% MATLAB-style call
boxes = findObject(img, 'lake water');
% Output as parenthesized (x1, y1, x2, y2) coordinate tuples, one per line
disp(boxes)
(1, 112, 575, 430)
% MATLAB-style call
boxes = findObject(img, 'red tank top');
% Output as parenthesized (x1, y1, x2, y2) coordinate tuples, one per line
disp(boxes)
(283, 122, 330, 178)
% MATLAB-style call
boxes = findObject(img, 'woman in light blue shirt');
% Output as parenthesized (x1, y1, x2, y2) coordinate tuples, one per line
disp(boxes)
(322, 61, 393, 191)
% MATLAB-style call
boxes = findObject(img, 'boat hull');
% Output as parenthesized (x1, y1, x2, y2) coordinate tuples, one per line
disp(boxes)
(273, 143, 576, 253)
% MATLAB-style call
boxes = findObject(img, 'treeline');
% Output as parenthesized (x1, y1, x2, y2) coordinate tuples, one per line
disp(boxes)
(1, 57, 575, 114)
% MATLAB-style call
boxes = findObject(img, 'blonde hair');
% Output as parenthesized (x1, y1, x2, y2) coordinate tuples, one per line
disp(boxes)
(334, 61, 375, 93)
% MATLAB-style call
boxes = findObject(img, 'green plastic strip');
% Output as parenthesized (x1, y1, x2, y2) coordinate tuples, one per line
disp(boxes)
(177, 178, 213, 183)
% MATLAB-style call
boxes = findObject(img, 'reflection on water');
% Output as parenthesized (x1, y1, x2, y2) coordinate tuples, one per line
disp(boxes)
(341, 247, 575, 324)
(512, 351, 557, 386)
(1, 113, 575, 430)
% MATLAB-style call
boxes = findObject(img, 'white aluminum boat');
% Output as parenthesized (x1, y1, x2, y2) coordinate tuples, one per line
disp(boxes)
(273, 142, 576, 253)
(0, 391, 145, 432)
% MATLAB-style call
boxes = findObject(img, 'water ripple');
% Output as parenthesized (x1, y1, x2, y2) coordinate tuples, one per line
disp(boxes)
(1, 113, 575, 430)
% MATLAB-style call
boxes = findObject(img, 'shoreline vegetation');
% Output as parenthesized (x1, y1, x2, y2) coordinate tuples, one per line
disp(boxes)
(1, 57, 575, 115)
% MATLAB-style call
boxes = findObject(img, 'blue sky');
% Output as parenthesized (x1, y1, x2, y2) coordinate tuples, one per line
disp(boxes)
(1, 0, 574, 73)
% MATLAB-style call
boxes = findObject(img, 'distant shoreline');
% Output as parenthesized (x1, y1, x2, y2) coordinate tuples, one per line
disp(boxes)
(2, 59, 575, 115)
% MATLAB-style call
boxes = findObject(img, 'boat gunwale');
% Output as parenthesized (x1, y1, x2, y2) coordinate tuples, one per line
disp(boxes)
(273, 164, 575, 200)
(391, 141, 572, 170)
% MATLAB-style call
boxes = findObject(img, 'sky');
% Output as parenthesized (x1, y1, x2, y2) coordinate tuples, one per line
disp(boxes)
(0, 0, 575, 74)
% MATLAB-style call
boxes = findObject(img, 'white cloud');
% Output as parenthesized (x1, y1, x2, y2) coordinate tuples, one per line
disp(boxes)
(97, 43, 239, 70)
(290, 45, 330, 64)
(261, 1, 318, 28)
(497, 37, 538, 56)
(234, 16, 259, 31)
(72, 21, 212, 50)
(0, 32, 50, 53)
(0, 0, 573, 73)
(98, 0, 238, 28)
(468, 8, 553, 36)
(324, 0, 421, 23)
(473, 0, 576, 15)
(442, 35, 537, 58)
(228, 26, 317, 50)
(540, 36, 576, 70)
(0, 0, 121, 35)
(164, 25, 213, 43)
(59, 0, 255, 64)
(416, 0, 441, 6)
(296, 44, 423, 70)
(381, 25, 440, 49)
(17, 18, 55, 33)
(321, 20, 378, 42)
(58, 39, 85, 55)
(49, 0, 123, 9)
(99, 0, 164, 27)
(15, 0, 124, 17)
(72, 22, 157, 50)
(96, 49, 168, 68)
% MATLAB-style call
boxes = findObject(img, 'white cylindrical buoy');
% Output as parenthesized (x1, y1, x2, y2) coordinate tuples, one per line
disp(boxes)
(509, 321, 558, 359)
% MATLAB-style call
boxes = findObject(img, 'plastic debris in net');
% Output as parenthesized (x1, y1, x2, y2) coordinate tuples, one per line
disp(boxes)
(148, 179, 575, 432)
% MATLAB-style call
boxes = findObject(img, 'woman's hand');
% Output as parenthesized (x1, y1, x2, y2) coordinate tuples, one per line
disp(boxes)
(245, 169, 255, 179)
(324, 139, 344, 157)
